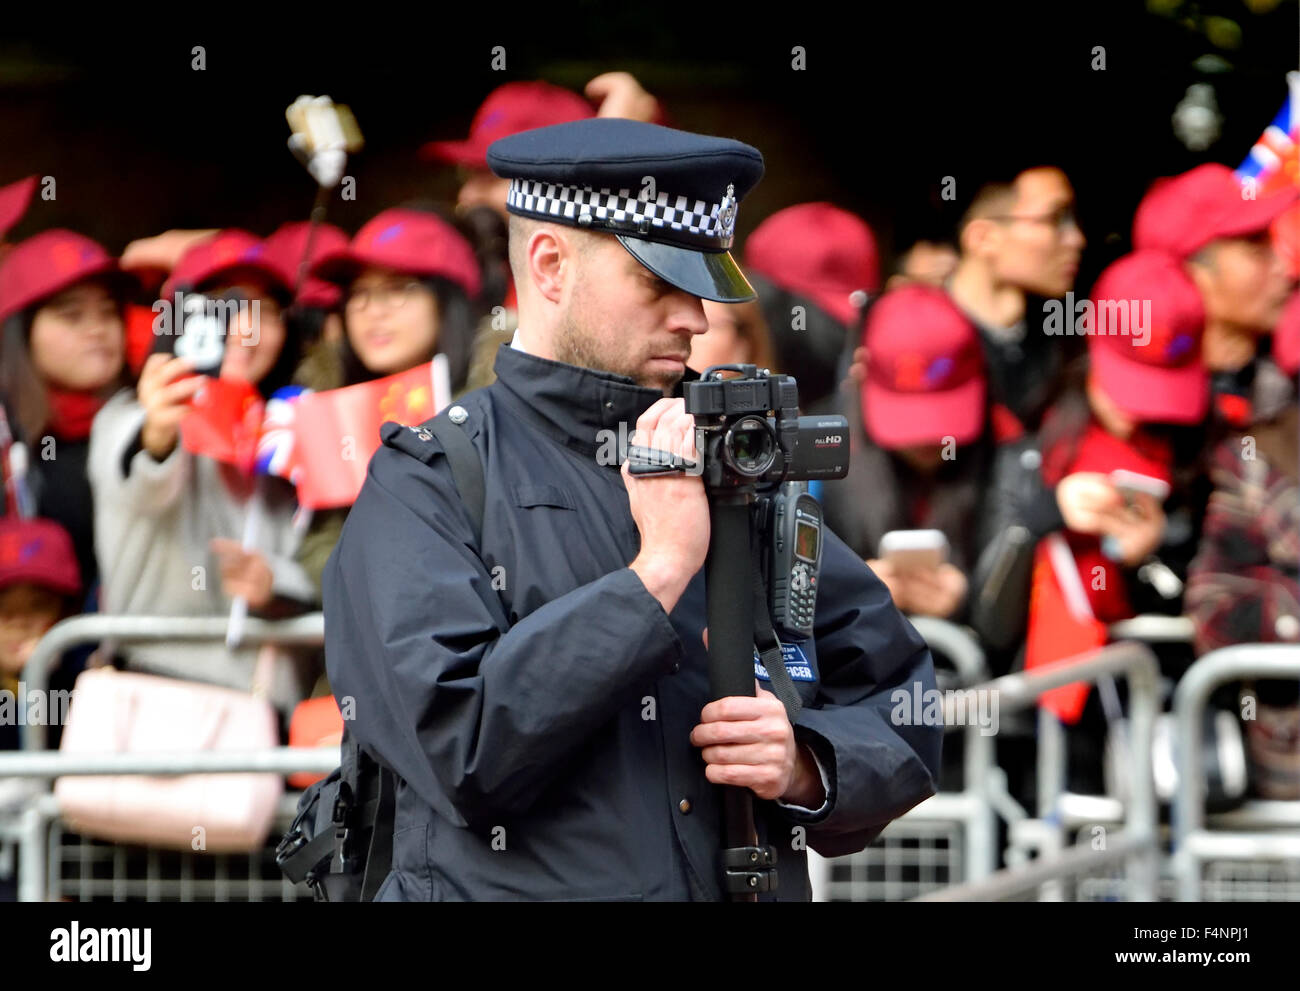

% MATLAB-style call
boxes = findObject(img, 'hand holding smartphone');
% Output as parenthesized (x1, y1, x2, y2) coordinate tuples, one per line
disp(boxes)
(878, 529, 950, 573)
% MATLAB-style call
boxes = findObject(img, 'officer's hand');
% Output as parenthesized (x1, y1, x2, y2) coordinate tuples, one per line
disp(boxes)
(691, 680, 823, 805)
(624, 398, 709, 614)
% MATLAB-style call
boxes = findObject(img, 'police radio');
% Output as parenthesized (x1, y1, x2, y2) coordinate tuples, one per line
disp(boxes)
(760, 482, 824, 640)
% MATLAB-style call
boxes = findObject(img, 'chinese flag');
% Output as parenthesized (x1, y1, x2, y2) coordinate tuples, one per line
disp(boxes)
(180, 377, 265, 476)
(1024, 536, 1108, 725)
(291, 362, 441, 509)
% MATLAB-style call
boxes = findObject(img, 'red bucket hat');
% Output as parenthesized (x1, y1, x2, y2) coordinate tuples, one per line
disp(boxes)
(310, 208, 481, 298)
(1132, 163, 1298, 259)
(0, 229, 129, 322)
(262, 221, 350, 308)
(161, 230, 290, 300)
(420, 81, 595, 170)
(0, 517, 81, 597)
(745, 203, 880, 327)
(1088, 251, 1208, 425)
(860, 285, 985, 449)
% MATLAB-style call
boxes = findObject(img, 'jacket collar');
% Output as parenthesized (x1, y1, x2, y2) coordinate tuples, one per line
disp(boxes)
(489, 343, 699, 461)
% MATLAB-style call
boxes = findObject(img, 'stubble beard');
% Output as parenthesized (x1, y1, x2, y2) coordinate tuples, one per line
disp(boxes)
(552, 289, 681, 394)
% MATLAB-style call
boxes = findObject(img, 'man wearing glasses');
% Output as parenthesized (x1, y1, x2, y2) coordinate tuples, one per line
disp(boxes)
(947, 165, 1086, 435)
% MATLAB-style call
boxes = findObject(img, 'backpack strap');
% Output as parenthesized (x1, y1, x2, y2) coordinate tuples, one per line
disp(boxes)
(360, 760, 397, 901)
(428, 406, 486, 543)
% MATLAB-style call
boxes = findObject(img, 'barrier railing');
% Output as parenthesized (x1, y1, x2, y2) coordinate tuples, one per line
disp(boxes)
(2, 613, 330, 901)
(916, 640, 1161, 901)
(19, 613, 327, 750)
(0, 748, 338, 902)
(1015, 617, 1193, 898)
(1172, 643, 1300, 901)
(812, 617, 999, 900)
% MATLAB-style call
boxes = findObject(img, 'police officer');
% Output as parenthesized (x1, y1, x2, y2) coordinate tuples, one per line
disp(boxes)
(323, 118, 942, 901)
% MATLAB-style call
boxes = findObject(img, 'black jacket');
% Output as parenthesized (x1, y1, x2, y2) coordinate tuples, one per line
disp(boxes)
(323, 344, 941, 901)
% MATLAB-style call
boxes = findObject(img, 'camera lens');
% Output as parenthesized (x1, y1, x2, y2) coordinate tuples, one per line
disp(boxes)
(722, 415, 777, 478)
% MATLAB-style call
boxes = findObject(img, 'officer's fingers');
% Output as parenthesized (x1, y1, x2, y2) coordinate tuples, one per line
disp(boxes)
(691, 718, 765, 748)
(633, 397, 679, 440)
(699, 695, 767, 723)
(703, 761, 783, 796)
(699, 742, 789, 766)
(650, 403, 691, 453)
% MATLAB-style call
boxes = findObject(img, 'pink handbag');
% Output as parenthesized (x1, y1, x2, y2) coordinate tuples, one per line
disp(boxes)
(53, 661, 283, 853)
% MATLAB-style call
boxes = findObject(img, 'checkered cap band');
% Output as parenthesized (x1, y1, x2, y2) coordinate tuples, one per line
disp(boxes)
(506, 178, 738, 248)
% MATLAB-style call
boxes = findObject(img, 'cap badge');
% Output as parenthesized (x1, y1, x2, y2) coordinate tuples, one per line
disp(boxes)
(718, 184, 737, 237)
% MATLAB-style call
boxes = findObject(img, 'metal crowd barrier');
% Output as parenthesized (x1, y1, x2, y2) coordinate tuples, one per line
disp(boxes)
(1013, 615, 1196, 899)
(1173, 643, 1300, 901)
(0, 748, 339, 901)
(811, 618, 999, 900)
(0, 613, 331, 902)
(916, 640, 1161, 901)
(19, 613, 327, 750)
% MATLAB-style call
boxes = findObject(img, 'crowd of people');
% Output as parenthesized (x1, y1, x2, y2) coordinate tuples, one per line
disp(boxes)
(0, 69, 1297, 864)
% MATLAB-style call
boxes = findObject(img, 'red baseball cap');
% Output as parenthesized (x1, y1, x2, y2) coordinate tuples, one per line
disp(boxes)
(1133, 163, 1298, 259)
(262, 221, 350, 308)
(0, 229, 129, 322)
(311, 208, 482, 298)
(0, 517, 81, 597)
(1088, 251, 1208, 425)
(745, 203, 880, 327)
(1272, 291, 1300, 377)
(0, 176, 38, 240)
(861, 285, 985, 449)
(420, 81, 595, 170)
(162, 229, 290, 300)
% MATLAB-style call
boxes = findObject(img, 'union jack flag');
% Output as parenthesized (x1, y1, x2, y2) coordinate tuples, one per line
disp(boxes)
(1237, 72, 1300, 197)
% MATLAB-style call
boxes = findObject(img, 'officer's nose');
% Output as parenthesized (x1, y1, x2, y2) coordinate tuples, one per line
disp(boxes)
(671, 293, 710, 337)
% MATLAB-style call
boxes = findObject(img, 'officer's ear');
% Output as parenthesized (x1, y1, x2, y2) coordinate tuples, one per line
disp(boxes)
(525, 225, 569, 305)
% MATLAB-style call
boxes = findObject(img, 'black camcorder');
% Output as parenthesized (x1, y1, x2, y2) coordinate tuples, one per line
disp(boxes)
(679, 364, 849, 491)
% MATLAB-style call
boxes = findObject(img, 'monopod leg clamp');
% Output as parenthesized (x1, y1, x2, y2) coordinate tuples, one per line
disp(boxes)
(722, 843, 779, 894)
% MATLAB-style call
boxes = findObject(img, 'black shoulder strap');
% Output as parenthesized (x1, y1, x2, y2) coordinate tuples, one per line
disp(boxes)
(429, 408, 486, 543)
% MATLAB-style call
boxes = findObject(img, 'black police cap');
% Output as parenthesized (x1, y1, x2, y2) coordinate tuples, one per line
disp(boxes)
(486, 118, 764, 303)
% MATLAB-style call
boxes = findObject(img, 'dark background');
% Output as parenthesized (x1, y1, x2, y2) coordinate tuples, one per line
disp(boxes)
(1, 0, 1296, 295)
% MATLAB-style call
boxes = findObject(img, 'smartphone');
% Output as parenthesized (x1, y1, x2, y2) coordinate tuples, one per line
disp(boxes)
(1109, 469, 1170, 508)
(878, 529, 950, 572)
(151, 290, 230, 377)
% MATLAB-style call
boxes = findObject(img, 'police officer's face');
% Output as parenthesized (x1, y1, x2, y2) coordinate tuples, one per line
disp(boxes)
(556, 235, 709, 393)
